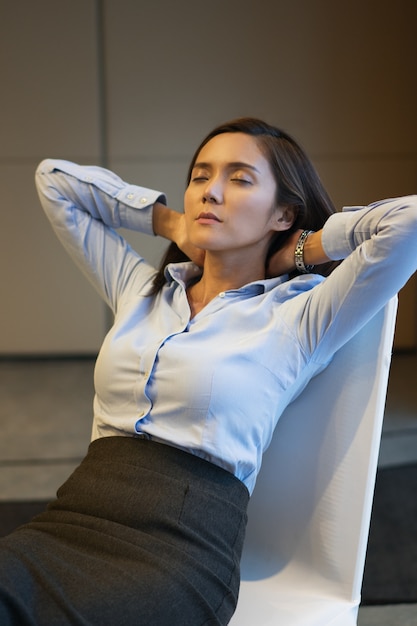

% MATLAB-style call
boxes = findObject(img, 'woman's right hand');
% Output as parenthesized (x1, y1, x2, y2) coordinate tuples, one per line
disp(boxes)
(153, 203, 205, 267)
(174, 212, 206, 267)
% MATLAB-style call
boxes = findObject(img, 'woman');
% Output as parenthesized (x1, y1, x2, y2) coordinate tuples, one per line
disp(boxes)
(1, 117, 416, 625)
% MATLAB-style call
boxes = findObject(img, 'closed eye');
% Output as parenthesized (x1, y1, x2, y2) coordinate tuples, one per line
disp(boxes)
(191, 175, 209, 182)
(231, 178, 252, 185)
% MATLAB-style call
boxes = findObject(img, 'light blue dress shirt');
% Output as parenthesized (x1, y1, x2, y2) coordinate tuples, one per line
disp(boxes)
(35, 160, 417, 493)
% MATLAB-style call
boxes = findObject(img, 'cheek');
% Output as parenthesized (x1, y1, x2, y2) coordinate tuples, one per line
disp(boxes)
(243, 194, 276, 223)
(183, 192, 196, 231)
(183, 188, 195, 215)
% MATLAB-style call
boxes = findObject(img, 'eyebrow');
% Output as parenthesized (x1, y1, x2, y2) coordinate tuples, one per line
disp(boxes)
(192, 161, 261, 173)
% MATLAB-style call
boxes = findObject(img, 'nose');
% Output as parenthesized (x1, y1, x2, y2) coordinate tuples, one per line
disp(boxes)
(202, 193, 216, 204)
(202, 177, 222, 204)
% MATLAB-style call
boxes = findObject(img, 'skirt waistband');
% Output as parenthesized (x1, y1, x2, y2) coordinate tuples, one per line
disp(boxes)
(85, 436, 249, 510)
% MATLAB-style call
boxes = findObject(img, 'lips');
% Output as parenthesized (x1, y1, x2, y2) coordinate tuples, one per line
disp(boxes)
(196, 212, 221, 223)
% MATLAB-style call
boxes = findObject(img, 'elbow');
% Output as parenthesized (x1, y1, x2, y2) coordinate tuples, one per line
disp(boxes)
(404, 195, 417, 230)
(35, 159, 55, 180)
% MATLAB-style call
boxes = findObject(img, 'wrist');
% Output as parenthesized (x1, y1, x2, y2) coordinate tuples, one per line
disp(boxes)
(294, 230, 315, 273)
(303, 230, 329, 267)
(152, 203, 181, 241)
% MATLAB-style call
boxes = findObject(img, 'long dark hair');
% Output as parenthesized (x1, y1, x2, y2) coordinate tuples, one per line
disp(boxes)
(150, 117, 337, 294)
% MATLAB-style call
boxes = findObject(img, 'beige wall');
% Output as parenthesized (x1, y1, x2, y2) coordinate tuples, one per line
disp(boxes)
(0, 1, 105, 353)
(1, 0, 416, 353)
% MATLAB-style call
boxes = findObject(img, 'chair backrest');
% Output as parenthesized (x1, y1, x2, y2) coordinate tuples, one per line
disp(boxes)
(230, 298, 398, 626)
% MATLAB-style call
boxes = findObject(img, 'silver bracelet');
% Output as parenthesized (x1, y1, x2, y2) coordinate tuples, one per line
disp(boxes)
(294, 230, 315, 274)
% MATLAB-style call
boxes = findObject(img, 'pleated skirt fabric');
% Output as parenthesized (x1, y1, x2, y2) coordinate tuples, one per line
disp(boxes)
(0, 437, 249, 626)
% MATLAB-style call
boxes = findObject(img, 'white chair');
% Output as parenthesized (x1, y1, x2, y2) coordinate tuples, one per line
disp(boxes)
(230, 298, 398, 626)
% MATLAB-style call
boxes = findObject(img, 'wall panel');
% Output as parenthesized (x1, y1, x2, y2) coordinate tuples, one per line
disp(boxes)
(1, 164, 106, 354)
(0, 1, 106, 354)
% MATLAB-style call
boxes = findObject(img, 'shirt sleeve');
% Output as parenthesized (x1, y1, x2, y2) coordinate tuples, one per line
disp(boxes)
(35, 159, 167, 312)
(295, 195, 417, 364)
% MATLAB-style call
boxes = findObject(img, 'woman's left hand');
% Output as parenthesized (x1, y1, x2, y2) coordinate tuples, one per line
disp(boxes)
(267, 229, 329, 277)
(267, 229, 302, 277)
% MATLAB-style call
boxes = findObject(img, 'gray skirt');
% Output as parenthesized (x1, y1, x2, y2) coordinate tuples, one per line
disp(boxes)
(0, 437, 249, 626)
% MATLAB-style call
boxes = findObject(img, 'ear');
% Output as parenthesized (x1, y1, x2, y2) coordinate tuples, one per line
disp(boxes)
(270, 204, 297, 232)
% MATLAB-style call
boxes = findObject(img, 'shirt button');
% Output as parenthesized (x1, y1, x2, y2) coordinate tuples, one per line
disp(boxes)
(219, 291, 226, 298)
(126, 192, 134, 200)
(139, 197, 148, 204)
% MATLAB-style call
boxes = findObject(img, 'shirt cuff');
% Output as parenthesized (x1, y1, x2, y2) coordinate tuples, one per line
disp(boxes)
(116, 185, 166, 236)
(321, 205, 364, 260)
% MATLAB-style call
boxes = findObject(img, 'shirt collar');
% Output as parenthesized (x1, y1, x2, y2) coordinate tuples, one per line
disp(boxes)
(164, 262, 289, 294)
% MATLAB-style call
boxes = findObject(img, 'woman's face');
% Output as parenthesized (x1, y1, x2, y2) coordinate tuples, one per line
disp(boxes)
(184, 132, 294, 259)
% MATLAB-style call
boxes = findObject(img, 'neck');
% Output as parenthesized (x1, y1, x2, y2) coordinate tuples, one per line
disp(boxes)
(187, 252, 266, 317)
